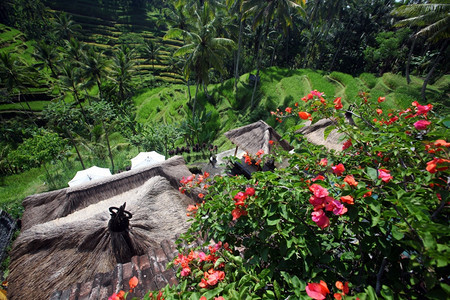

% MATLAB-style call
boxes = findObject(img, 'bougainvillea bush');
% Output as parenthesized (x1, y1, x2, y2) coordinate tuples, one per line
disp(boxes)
(114, 91, 449, 300)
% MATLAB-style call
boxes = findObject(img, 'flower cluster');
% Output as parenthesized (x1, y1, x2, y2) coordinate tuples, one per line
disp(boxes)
(179, 172, 210, 196)
(243, 149, 264, 166)
(306, 280, 351, 300)
(232, 187, 256, 220)
(108, 276, 139, 300)
(173, 242, 229, 289)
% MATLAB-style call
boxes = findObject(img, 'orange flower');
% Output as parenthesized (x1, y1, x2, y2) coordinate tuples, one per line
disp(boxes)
(299, 111, 311, 120)
(335, 281, 349, 294)
(334, 97, 343, 110)
(435, 139, 450, 147)
(376, 108, 383, 115)
(363, 190, 372, 198)
(344, 175, 358, 187)
(340, 195, 354, 205)
(426, 158, 450, 173)
(129, 276, 138, 292)
(198, 193, 205, 199)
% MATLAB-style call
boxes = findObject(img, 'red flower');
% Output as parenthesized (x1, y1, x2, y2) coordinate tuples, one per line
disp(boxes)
(306, 280, 330, 299)
(378, 168, 393, 182)
(245, 187, 255, 196)
(378, 96, 385, 103)
(269, 140, 274, 145)
(434, 139, 450, 147)
(285, 107, 292, 114)
(198, 193, 205, 199)
(340, 195, 354, 205)
(413, 120, 431, 130)
(332, 163, 345, 176)
(344, 175, 358, 187)
(299, 111, 311, 120)
(376, 108, 383, 115)
(426, 158, 450, 173)
(129, 276, 138, 292)
(231, 207, 248, 220)
(256, 149, 264, 156)
(334, 97, 343, 110)
(363, 190, 372, 198)
(416, 103, 433, 116)
(325, 199, 347, 215)
(309, 184, 329, 198)
(312, 175, 325, 182)
(311, 210, 330, 229)
(319, 158, 328, 166)
(342, 139, 352, 150)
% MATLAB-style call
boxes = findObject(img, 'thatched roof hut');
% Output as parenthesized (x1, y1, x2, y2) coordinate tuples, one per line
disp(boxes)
(8, 156, 194, 300)
(224, 120, 293, 156)
(296, 119, 345, 151)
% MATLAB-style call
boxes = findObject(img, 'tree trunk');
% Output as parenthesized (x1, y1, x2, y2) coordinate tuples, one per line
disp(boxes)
(234, 11, 244, 93)
(193, 81, 200, 118)
(250, 23, 269, 108)
(66, 128, 85, 169)
(406, 36, 416, 84)
(103, 122, 115, 173)
(73, 88, 88, 121)
(187, 79, 192, 104)
(421, 41, 447, 101)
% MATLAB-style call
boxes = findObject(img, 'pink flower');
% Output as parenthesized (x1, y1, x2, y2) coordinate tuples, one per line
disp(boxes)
(325, 199, 348, 215)
(311, 209, 330, 229)
(378, 168, 393, 182)
(332, 163, 345, 176)
(416, 103, 433, 116)
(413, 120, 431, 130)
(306, 280, 330, 300)
(180, 267, 191, 277)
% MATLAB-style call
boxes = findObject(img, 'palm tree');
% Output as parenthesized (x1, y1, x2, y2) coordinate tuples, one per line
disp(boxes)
(242, 0, 305, 107)
(63, 38, 87, 64)
(81, 47, 109, 101)
(392, 1, 449, 99)
(0, 52, 36, 112)
(167, 3, 235, 118)
(142, 40, 162, 71)
(108, 45, 137, 105)
(58, 63, 88, 120)
(33, 40, 60, 78)
(52, 12, 81, 41)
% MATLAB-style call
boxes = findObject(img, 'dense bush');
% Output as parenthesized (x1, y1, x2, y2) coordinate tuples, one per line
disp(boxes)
(113, 90, 449, 300)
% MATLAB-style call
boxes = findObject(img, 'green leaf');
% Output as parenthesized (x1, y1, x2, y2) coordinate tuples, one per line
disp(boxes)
(364, 285, 378, 300)
(202, 287, 223, 299)
(380, 285, 394, 300)
(214, 258, 225, 269)
(273, 280, 281, 299)
(366, 167, 378, 181)
(391, 225, 404, 240)
(324, 125, 336, 140)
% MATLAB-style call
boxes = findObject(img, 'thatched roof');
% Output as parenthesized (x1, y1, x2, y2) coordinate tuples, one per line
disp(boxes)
(8, 175, 194, 300)
(224, 120, 293, 155)
(21, 156, 190, 230)
(296, 119, 344, 151)
(8, 156, 195, 300)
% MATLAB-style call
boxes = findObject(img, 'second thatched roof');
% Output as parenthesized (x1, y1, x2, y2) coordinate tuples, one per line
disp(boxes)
(296, 118, 345, 151)
(224, 120, 293, 156)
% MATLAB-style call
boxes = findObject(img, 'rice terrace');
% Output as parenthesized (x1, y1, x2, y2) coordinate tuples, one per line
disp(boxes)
(0, 0, 449, 299)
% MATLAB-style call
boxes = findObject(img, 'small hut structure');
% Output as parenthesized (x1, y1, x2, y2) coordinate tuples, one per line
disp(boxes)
(296, 119, 345, 152)
(224, 120, 293, 156)
(8, 156, 194, 300)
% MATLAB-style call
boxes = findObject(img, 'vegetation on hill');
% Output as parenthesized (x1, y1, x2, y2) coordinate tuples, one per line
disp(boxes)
(0, 0, 449, 295)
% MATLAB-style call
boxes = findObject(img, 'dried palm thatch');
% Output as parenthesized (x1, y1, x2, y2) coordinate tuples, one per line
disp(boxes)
(21, 156, 190, 230)
(224, 120, 293, 155)
(8, 175, 193, 300)
(296, 119, 345, 151)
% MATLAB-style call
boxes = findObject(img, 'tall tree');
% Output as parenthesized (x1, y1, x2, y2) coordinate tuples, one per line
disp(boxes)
(0, 52, 36, 113)
(52, 12, 81, 42)
(81, 47, 109, 101)
(242, 0, 305, 107)
(44, 101, 86, 169)
(392, 1, 449, 99)
(142, 40, 162, 72)
(33, 40, 60, 78)
(166, 3, 235, 118)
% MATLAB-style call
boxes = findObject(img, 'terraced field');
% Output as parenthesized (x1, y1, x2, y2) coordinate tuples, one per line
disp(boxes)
(45, 0, 185, 84)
